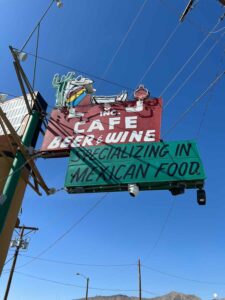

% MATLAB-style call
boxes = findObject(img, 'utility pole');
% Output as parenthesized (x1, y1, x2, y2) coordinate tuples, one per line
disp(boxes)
(138, 258, 142, 300)
(76, 273, 89, 300)
(3, 225, 38, 300)
(86, 277, 89, 300)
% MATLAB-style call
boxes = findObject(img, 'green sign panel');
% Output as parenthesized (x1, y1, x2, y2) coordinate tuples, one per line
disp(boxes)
(65, 140, 205, 193)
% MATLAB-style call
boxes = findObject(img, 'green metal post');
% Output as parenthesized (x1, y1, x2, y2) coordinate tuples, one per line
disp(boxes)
(0, 110, 40, 234)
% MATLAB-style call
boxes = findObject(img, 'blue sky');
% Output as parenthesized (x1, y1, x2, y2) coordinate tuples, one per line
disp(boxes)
(0, 0, 225, 299)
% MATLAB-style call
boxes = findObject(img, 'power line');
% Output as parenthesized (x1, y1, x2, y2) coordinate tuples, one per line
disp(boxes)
(164, 31, 225, 108)
(99, 0, 149, 86)
(18, 254, 136, 268)
(14, 271, 159, 295)
(138, 22, 181, 84)
(26, 52, 135, 91)
(143, 199, 176, 263)
(3, 256, 14, 267)
(20, 0, 55, 52)
(195, 51, 225, 140)
(162, 70, 224, 138)
(32, 23, 41, 89)
(159, 0, 225, 48)
(210, 26, 225, 34)
(0, 153, 40, 183)
(15, 194, 107, 270)
(142, 264, 225, 286)
(160, 13, 225, 97)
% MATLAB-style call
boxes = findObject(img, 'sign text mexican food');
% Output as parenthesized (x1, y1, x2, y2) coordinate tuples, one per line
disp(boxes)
(65, 140, 205, 193)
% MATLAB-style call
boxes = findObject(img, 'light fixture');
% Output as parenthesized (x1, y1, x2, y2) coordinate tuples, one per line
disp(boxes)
(169, 186, 185, 196)
(128, 184, 139, 197)
(55, 0, 63, 8)
(197, 189, 206, 205)
(0, 94, 8, 102)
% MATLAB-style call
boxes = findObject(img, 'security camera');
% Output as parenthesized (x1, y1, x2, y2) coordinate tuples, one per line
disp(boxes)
(169, 187, 185, 196)
(128, 184, 139, 197)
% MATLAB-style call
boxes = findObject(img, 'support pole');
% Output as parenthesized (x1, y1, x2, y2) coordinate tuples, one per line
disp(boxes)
(0, 110, 41, 234)
(138, 258, 142, 300)
(0, 106, 50, 195)
(3, 226, 38, 300)
(13, 62, 32, 114)
(86, 277, 89, 300)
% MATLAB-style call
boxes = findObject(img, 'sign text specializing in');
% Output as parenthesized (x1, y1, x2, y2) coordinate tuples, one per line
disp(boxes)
(65, 141, 205, 193)
(41, 98, 162, 157)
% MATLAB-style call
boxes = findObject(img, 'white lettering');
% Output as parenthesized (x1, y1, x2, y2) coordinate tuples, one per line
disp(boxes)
(87, 120, 104, 132)
(125, 116, 137, 129)
(82, 135, 94, 146)
(144, 130, 156, 141)
(74, 121, 85, 133)
(100, 110, 117, 117)
(60, 136, 74, 148)
(100, 111, 110, 117)
(47, 136, 62, 149)
(129, 131, 143, 142)
(120, 131, 129, 142)
(125, 100, 143, 112)
(109, 117, 120, 130)
(105, 132, 124, 143)
(111, 110, 117, 116)
(71, 136, 83, 148)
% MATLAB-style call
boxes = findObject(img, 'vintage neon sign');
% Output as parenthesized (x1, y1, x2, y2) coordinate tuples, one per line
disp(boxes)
(41, 97, 162, 157)
(52, 72, 95, 107)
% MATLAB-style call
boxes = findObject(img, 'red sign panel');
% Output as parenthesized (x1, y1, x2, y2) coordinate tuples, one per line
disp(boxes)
(41, 98, 162, 157)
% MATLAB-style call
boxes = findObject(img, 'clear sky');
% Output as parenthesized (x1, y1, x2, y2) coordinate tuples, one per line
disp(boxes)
(0, 0, 225, 299)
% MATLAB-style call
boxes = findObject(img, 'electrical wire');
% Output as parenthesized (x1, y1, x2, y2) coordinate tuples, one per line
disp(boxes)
(160, 13, 225, 97)
(195, 51, 225, 140)
(15, 193, 107, 270)
(159, 0, 225, 48)
(26, 52, 135, 92)
(142, 264, 225, 285)
(20, 0, 55, 52)
(164, 31, 225, 108)
(143, 199, 176, 263)
(162, 70, 224, 138)
(3, 256, 14, 267)
(210, 26, 225, 34)
(32, 23, 41, 89)
(98, 0, 149, 87)
(195, 91, 214, 140)
(18, 254, 136, 268)
(0, 153, 40, 184)
(138, 22, 181, 84)
(14, 271, 159, 295)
